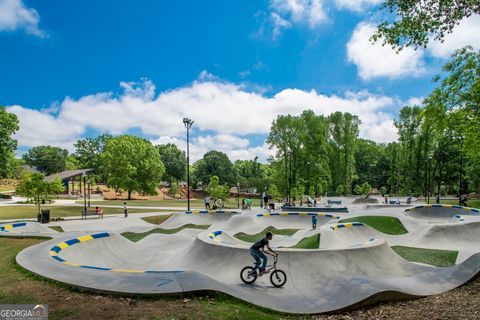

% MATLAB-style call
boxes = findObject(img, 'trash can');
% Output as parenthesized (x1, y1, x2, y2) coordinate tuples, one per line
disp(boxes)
(41, 210, 50, 223)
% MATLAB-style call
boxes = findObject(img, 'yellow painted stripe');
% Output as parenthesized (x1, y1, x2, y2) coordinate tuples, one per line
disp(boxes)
(424, 204, 432, 208)
(77, 235, 94, 242)
(280, 213, 289, 216)
(463, 207, 471, 211)
(263, 213, 270, 217)
(58, 242, 69, 250)
(299, 212, 308, 216)
(49, 251, 58, 256)
(110, 269, 144, 273)
(4, 225, 12, 230)
(63, 261, 81, 267)
(443, 204, 452, 208)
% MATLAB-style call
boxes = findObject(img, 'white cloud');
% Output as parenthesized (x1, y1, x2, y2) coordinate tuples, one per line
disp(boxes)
(8, 75, 401, 162)
(428, 15, 480, 59)
(262, 0, 328, 39)
(335, 0, 382, 12)
(271, 12, 291, 39)
(347, 22, 425, 80)
(0, 0, 46, 37)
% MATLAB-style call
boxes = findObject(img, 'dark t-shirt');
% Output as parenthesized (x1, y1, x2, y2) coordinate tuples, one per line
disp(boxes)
(251, 237, 269, 250)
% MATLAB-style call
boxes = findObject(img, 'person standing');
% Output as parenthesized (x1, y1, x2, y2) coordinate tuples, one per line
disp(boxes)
(217, 198, 223, 210)
(123, 202, 128, 218)
(204, 195, 211, 210)
(311, 215, 317, 230)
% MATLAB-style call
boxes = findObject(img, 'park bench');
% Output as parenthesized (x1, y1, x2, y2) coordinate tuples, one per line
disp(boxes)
(326, 200, 342, 207)
(81, 209, 103, 219)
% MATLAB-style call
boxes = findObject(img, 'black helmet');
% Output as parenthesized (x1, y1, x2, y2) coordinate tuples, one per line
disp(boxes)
(266, 231, 273, 238)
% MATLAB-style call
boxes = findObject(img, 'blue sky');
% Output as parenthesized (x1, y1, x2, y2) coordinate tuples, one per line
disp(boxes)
(1, 0, 479, 161)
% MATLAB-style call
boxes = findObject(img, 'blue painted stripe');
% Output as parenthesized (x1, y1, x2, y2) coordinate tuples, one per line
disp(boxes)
(80, 265, 112, 271)
(12, 222, 27, 228)
(50, 246, 61, 253)
(52, 255, 65, 262)
(65, 238, 80, 246)
(92, 232, 109, 239)
(270, 213, 280, 216)
(452, 205, 463, 209)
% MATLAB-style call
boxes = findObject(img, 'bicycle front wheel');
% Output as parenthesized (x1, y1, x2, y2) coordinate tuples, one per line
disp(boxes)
(270, 269, 287, 287)
(240, 266, 257, 284)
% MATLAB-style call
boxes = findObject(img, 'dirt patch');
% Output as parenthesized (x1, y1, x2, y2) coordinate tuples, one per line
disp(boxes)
(352, 197, 379, 204)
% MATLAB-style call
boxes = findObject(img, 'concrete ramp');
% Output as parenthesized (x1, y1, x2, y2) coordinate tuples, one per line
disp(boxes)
(159, 211, 237, 229)
(320, 222, 378, 249)
(0, 222, 57, 234)
(405, 204, 480, 222)
(16, 229, 480, 314)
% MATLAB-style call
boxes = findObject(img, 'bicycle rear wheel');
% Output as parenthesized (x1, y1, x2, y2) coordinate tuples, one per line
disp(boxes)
(240, 266, 257, 284)
(270, 269, 287, 287)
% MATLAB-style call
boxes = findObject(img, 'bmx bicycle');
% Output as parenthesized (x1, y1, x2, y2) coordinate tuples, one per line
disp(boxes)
(240, 255, 287, 287)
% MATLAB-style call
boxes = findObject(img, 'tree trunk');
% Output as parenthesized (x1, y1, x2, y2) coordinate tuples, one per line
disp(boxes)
(128, 190, 132, 200)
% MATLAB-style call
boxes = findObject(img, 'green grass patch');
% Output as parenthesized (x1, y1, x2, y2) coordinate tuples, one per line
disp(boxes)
(340, 216, 408, 235)
(79, 197, 259, 209)
(141, 214, 173, 225)
(234, 226, 300, 243)
(122, 224, 210, 242)
(0, 205, 155, 220)
(289, 234, 320, 249)
(48, 226, 64, 232)
(392, 246, 458, 267)
(440, 199, 480, 208)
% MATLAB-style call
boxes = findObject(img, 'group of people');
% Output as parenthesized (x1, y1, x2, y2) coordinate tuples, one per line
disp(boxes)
(203, 195, 223, 210)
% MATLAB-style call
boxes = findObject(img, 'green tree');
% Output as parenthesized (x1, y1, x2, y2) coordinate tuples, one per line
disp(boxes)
(205, 175, 227, 201)
(73, 134, 112, 181)
(328, 112, 360, 195)
(16, 173, 65, 214)
(101, 135, 165, 200)
(193, 151, 235, 186)
(354, 184, 363, 195)
(372, 1, 480, 50)
(0, 106, 19, 178)
(362, 182, 372, 195)
(156, 143, 186, 184)
(380, 186, 387, 196)
(23, 146, 69, 175)
(336, 185, 344, 195)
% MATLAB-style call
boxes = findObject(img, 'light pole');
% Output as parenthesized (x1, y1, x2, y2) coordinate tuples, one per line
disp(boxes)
(82, 172, 87, 214)
(183, 118, 194, 212)
(287, 149, 293, 205)
(237, 182, 240, 209)
(307, 161, 311, 200)
(87, 179, 91, 207)
(427, 156, 432, 204)
(458, 135, 463, 205)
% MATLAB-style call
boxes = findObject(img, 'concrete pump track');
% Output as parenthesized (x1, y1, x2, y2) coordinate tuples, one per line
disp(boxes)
(3, 200, 480, 314)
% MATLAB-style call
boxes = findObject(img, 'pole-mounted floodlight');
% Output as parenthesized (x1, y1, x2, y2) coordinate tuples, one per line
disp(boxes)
(82, 171, 87, 215)
(183, 118, 194, 211)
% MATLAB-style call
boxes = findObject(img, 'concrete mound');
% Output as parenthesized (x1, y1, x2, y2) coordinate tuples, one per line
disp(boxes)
(16, 228, 480, 314)
(0, 221, 56, 234)
(320, 222, 379, 249)
(405, 204, 480, 222)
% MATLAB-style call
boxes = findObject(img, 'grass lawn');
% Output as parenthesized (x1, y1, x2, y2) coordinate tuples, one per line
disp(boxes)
(142, 214, 172, 225)
(440, 199, 480, 208)
(339, 216, 408, 235)
(0, 185, 14, 192)
(48, 226, 64, 232)
(78, 197, 259, 209)
(0, 205, 155, 220)
(290, 234, 320, 249)
(122, 224, 210, 242)
(0, 237, 285, 320)
(234, 227, 300, 243)
(392, 246, 458, 267)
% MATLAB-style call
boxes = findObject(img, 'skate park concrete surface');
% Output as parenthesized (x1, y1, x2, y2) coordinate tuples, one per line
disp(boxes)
(6, 198, 480, 314)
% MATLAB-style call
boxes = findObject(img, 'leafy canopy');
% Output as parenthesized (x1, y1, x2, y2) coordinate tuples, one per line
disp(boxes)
(372, 0, 480, 50)
(101, 135, 165, 199)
